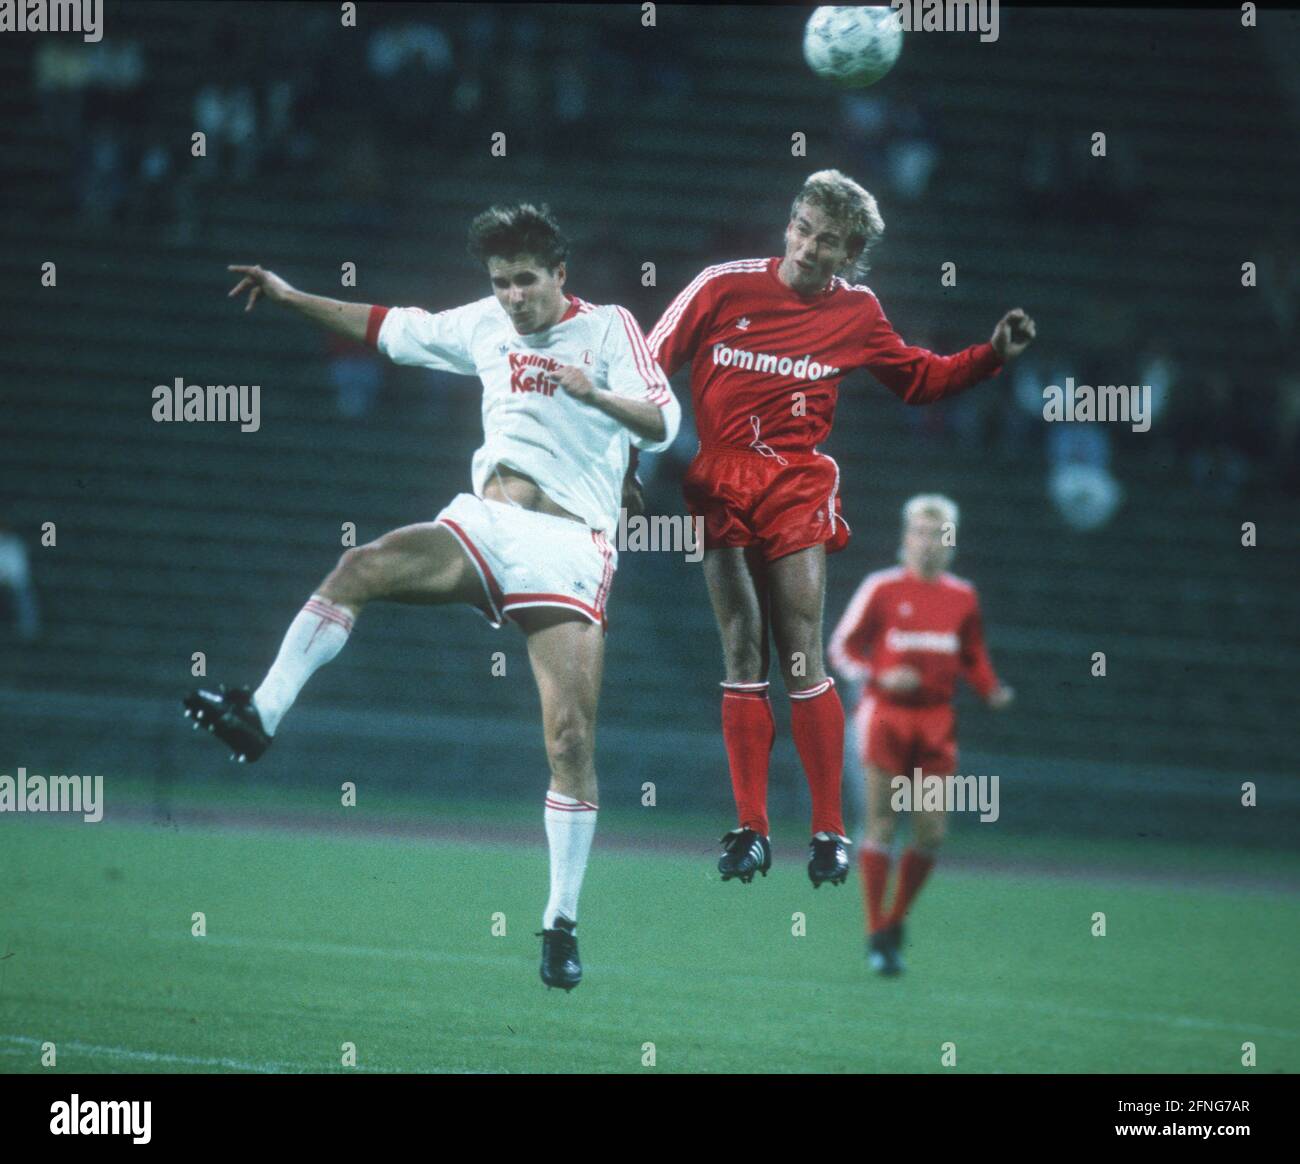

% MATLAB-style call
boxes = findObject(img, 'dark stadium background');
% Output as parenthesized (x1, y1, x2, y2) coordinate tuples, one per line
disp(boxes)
(3, 1, 1298, 853)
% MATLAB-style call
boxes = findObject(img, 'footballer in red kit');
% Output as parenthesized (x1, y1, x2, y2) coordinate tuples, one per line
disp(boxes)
(647, 169, 1035, 888)
(829, 493, 1014, 975)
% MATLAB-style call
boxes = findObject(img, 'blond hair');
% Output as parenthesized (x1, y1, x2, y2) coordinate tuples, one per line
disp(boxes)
(903, 493, 959, 529)
(899, 493, 959, 567)
(790, 169, 885, 279)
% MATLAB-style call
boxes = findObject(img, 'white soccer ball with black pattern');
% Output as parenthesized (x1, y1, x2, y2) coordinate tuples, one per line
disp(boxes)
(803, 6, 904, 88)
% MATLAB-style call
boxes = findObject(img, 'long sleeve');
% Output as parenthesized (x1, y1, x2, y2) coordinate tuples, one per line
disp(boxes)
(647, 266, 719, 379)
(829, 575, 881, 682)
(604, 306, 681, 452)
(959, 598, 1000, 700)
(863, 298, 1003, 406)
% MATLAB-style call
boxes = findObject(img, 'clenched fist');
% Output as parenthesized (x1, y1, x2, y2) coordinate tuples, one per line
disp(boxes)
(990, 308, 1036, 361)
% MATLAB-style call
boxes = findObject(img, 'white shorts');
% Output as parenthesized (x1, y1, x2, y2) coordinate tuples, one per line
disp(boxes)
(435, 494, 617, 630)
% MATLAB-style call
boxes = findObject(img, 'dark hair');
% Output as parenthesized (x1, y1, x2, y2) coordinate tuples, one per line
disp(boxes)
(467, 203, 568, 270)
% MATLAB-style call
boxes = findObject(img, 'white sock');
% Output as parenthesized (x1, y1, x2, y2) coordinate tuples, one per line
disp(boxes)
(543, 790, 598, 929)
(252, 595, 354, 735)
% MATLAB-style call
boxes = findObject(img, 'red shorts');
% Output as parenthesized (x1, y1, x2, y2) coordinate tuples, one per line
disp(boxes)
(683, 447, 850, 561)
(855, 696, 957, 777)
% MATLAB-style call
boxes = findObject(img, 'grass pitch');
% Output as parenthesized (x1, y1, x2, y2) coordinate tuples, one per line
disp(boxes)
(1, 781, 1296, 1074)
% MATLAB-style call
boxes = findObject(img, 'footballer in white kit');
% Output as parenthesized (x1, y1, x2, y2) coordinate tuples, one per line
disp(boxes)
(374, 284, 675, 628)
(183, 204, 680, 991)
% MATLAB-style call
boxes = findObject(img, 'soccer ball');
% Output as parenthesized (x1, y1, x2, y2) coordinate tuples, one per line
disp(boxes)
(803, 6, 904, 88)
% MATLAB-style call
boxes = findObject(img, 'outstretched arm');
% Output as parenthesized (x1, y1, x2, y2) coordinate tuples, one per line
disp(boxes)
(990, 308, 1037, 361)
(227, 265, 373, 342)
(864, 301, 1037, 406)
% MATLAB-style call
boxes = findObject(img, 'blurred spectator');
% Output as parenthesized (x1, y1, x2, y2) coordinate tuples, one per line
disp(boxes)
(74, 118, 129, 225)
(336, 123, 391, 231)
(1021, 119, 1149, 227)
(132, 122, 174, 227)
(0, 525, 41, 642)
(1136, 339, 1176, 429)
(884, 100, 940, 202)
(36, 37, 145, 143)
(838, 93, 940, 203)
(1170, 371, 1251, 505)
(998, 350, 1075, 459)
(590, 20, 641, 127)
(1019, 117, 1069, 219)
(639, 12, 694, 112)
(327, 333, 384, 419)
(194, 81, 259, 184)
(549, 24, 597, 159)
(368, 19, 455, 148)
(838, 93, 889, 173)
(85, 37, 147, 124)
(1045, 381, 1123, 531)
(1048, 462, 1124, 531)
(34, 40, 92, 146)
(1047, 412, 1112, 474)
(450, 8, 503, 141)
(1113, 337, 1178, 460)
(501, 17, 545, 154)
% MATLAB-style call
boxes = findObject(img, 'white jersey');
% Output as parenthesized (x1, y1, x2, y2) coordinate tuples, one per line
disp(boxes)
(371, 294, 681, 534)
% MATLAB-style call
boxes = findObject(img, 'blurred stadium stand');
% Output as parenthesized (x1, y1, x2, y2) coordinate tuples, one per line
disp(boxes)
(2, 3, 1297, 845)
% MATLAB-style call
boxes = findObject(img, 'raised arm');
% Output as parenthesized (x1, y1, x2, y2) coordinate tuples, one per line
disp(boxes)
(864, 300, 1036, 407)
(227, 265, 372, 342)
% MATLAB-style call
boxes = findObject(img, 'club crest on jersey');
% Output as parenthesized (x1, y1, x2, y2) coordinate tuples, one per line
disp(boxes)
(582, 349, 593, 365)
(509, 352, 561, 396)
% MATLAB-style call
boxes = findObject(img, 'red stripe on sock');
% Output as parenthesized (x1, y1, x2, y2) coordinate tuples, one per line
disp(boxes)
(304, 600, 354, 633)
(545, 798, 598, 812)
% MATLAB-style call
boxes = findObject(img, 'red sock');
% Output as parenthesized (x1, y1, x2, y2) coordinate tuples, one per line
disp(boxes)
(887, 848, 936, 926)
(721, 682, 774, 835)
(859, 846, 891, 934)
(789, 678, 846, 837)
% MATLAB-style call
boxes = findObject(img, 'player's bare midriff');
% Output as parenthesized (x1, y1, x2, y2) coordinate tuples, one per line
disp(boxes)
(483, 463, 584, 524)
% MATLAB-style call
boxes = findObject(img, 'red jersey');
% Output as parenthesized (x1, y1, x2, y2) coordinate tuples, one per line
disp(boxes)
(828, 566, 1000, 706)
(647, 257, 1003, 453)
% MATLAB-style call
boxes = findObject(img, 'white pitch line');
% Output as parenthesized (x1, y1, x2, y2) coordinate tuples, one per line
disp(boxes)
(0, 1034, 305, 1073)
(0, 1034, 458, 1074)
